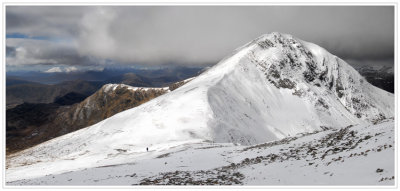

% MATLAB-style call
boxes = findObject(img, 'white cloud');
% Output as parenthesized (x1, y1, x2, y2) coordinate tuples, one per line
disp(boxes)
(44, 66, 80, 73)
(65, 66, 78, 73)
(44, 67, 62, 73)
(77, 7, 117, 61)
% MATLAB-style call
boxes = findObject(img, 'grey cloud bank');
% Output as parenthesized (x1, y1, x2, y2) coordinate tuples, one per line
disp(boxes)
(6, 6, 394, 70)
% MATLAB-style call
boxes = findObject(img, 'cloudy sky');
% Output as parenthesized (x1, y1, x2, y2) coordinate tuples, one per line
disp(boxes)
(6, 6, 394, 72)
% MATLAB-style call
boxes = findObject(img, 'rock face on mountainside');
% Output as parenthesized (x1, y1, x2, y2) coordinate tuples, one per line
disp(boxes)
(6, 84, 169, 153)
(248, 33, 392, 122)
(6, 33, 394, 182)
(60, 84, 169, 131)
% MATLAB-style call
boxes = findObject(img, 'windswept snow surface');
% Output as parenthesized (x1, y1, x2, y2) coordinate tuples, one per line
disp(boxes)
(6, 32, 394, 184)
(7, 119, 395, 185)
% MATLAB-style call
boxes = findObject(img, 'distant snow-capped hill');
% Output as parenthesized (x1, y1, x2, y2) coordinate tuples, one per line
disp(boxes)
(6, 32, 393, 182)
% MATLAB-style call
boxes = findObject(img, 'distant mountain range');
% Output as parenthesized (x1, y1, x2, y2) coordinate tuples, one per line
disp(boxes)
(6, 80, 104, 109)
(6, 66, 203, 109)
(352, 65, 394, 93)
(6, 66, 203, 85)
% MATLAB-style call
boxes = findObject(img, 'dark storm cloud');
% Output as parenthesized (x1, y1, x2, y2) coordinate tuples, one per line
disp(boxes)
(6, 38, 97, 67)
(6, 46, 16, 57)
(6, 6, 86, 37)
(281, 6, 394, 62)
(6, 6, 394, 69)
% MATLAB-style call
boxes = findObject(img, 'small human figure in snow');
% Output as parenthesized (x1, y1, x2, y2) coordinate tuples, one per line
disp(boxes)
(146, 147, 149, 152)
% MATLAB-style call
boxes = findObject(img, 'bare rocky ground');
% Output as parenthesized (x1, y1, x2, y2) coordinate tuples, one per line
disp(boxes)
(137, 119, 394, 185)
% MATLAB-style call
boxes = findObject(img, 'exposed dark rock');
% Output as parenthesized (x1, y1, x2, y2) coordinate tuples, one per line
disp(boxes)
(278, 79, 296, 89)
(257, 39, 275, 49)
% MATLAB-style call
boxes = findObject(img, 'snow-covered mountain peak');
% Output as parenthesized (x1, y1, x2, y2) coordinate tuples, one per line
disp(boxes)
(211, 32, 393, 122)
(6, 33, 394, 182)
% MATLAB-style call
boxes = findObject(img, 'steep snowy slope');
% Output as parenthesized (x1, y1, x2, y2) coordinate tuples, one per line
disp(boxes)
(6, 32, 394, 182)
